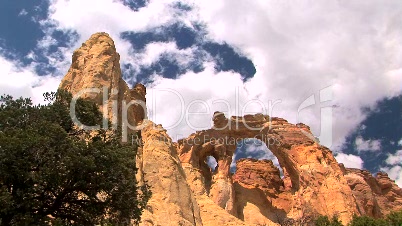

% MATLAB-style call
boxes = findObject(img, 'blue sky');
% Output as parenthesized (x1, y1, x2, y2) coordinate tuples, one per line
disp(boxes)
(0, 0, 401, 186)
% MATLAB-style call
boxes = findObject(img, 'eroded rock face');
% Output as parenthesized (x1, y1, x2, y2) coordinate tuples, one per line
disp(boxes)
(137, 121, 203, 226)
(233, 158, 283, 196)
(59, 32, 146, 132)
(342, 166, 402, 218)
(233, 159, 287, 225)
(177, 112, 359, 224)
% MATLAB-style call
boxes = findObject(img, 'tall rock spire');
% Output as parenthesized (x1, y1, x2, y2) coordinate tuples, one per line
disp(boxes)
(58, 33, 204, 226)
(59, 32, 146, 131)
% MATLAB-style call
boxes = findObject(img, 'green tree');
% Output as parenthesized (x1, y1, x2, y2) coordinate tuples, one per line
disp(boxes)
(314, 209, 402, 226)
(314, 215, 343, 226)
(0, 91, 150, 225)
(386, 209, 402, 226)
(346, 210, 402, 226)
(347, 215, 388, 226)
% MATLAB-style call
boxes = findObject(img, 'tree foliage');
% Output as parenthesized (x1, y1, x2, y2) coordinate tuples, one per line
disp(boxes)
(314, 209, 402, 226)
(347, 210, 402, 226)
(347, 215, 388, 226)
(386, 209, 402, 226)
(0, 90, 150, 225)
(314, 215, 342, 226)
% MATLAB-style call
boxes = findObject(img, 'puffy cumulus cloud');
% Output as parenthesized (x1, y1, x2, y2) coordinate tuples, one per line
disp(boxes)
(398, 139, 402, 146)
(206, 156, 217, 171)
(385, 150, 402, 166)
(191, 0, 402, 151)
(381, 149, 402, 187)
(40, 0, 195, 73)
(335, 153, 364, 169)
(7, 0, 201, 107)
(18, 9, 28, 17)
(229, 138, 282, 175)
(133, 42, 194, 67)
(146, 62, 266, 140)
(354, 136, 382, 152)
(242, 140, 278, 164)
(48, 0, 173, 38)
(0, 55, 61, 104)
(381, 165, 402, 187)
(31, 26, 79, 75)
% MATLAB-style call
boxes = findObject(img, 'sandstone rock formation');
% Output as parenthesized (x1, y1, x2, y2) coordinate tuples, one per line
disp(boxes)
(59, 32, 146, 138)
(341, 165, 402, 218)
(136, 120, 202, 226)
(177, 112, 359, 225)
(233, 159, 288, 225)
(58, 32, 402, 226)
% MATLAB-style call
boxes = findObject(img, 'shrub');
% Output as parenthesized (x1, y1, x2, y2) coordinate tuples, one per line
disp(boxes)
(315, 215, 342, 226)
(386, 209, 402, 226)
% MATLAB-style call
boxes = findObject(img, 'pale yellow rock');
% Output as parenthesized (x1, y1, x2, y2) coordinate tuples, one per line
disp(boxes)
(138, 121, 203, 226)
(59, 32, 146, 132)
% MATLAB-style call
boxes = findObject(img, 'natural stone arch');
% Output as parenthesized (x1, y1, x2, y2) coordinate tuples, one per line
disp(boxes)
(177, 111, 358, 224)
(178, 112, 302, 195)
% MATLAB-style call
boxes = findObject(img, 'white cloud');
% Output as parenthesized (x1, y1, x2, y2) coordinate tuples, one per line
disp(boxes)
(146, 62, 263, 139)
(228, 139, 283, 175)
(18, 9, 28, 17)
(127, 41, 198, 82)
(335, 153, 364, 169)
(206, 156, 217, 171)
(385, 150, 402, 166)
(381, 149, 402, 187)
(354, 136, 382, 152)
(381, 150, 402, 187)
(48, 0, 174, 36)
(190, 0, 402, 151)
(380, 165, 402, 187)
(0, 56, 61, 104)
(398, 138, 402, 146)
(41, 0, 189, 72)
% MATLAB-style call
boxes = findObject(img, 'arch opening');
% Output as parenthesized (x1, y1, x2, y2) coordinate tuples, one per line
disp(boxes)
(206, 155, 218, 172)
(201, 154, 219, 195)
(230, 138, 284, 177)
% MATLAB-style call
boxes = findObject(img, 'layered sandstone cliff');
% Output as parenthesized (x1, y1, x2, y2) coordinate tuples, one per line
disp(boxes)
(137, 120, 202, 225)
(340, 165, 402, 218)
(58, 32, 402, 226)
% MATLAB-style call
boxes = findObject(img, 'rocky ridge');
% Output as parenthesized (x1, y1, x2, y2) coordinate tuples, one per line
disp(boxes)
(59, 32, 402, 225)
(340, 165, 402, 218)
